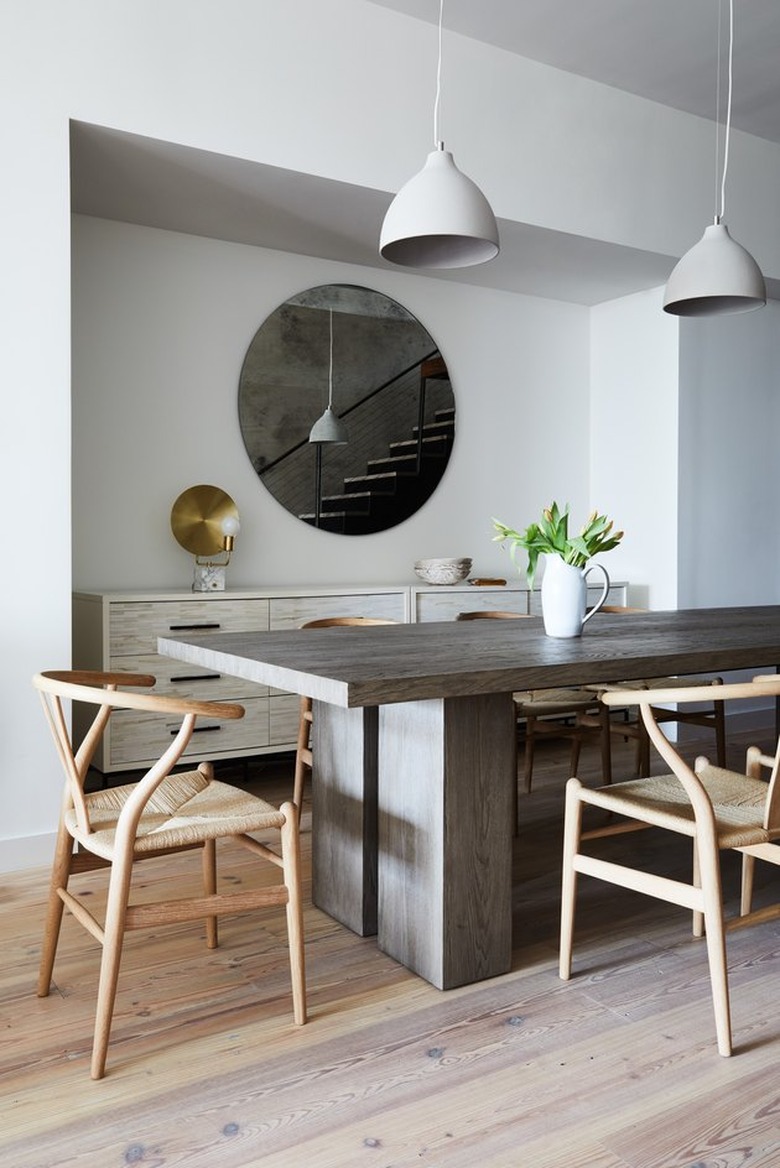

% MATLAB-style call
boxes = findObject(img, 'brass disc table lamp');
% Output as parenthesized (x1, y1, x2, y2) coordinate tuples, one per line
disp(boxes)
(170, 484, 240, 592)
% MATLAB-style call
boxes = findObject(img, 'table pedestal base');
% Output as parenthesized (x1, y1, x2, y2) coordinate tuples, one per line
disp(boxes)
(377, 693, 515, 989)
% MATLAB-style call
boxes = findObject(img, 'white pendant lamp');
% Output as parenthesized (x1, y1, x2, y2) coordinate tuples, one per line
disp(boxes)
(309, 309, 348, 445)
(308, 405, 347, 444)
(379, 0, 499, 270)
(663, 0, 765, 317)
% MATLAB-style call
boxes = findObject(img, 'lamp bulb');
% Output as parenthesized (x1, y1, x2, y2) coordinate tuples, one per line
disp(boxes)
(220, 514, 240, 537)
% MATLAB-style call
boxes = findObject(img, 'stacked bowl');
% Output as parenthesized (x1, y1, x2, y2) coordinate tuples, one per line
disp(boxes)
(413, 557, 473, 585)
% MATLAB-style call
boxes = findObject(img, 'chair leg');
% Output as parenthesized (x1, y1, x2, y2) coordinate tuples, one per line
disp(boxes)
(559, 778, 583, 980)
(691, 840, 704, 937)
(569, 734, 582, 777)
(293, 698, 312, 814)
(512, 779, 519, 835)
(713, 695, 726, 768)
(599, 704, 613, 785)
(91, 854, 134, 1080)
(511, 720, 519, 835)
(202, 838, 218, 949)
(740, 853, 756, 916)
(279, 802, 307, 1026)
(697, 833, 732, 1057)
(637, 719, 651, 776)
(37, 821, 74, 997)
(524, 717, 536, 793)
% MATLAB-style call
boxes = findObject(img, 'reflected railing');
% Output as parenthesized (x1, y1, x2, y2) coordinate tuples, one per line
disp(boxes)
(259, 350, 453, 524)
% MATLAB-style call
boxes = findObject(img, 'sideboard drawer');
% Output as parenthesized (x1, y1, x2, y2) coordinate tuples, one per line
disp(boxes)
(269, 693, 301, 746)
(112, 653, 268, 700)
(269, 592, 406, 629)
(109, 598, 270, 657)
(107, 695, 269, 770)
(413, 585, 529, 623)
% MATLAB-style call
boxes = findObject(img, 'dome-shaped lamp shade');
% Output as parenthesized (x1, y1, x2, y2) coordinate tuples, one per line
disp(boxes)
(309, 406, 348, 445)
(380, 147, 499, 269)
(663, 222, 766, 317)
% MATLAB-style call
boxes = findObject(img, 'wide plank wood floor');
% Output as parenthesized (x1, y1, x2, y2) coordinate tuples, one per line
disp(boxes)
(3, 724, 780, 1167)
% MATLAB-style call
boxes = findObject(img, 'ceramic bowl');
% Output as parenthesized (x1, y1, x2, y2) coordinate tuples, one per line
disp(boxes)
(414, 557, 472, 585)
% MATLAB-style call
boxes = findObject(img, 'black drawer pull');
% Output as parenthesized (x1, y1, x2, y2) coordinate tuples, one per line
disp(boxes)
(172, 724, 222, 736)
(168, 622, 221, 631)
(170, 673, 221, 683)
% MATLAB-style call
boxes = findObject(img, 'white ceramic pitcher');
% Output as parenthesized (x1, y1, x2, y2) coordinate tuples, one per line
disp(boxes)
(540, 554, 610, 638)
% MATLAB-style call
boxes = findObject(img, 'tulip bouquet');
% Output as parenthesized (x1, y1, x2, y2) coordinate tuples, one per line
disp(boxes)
(492, 501, 623, 587)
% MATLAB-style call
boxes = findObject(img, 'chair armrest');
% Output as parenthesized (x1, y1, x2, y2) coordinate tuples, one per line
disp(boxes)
(34, 671, 244, 721)
(600, 677, 780, 709)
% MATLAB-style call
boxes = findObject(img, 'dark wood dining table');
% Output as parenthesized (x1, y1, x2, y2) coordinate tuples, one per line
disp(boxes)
(159, 605, 780, 991)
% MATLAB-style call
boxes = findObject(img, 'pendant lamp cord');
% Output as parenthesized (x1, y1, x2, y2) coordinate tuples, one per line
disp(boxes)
(717, 0, 734, 223)
(714, 0, 722, 217)
(433, 0, 444, 148)
(327, 308, 334, 408)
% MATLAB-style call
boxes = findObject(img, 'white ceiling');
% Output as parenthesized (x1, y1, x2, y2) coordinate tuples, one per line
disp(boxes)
(71, 0, 780, 305)
(368, 0, 780, 144)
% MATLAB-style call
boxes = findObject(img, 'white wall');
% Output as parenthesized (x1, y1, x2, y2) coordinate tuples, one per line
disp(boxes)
(677, 303, 780, 608)
(71, 215, 590, 589)
(590, 290, 780, 614)
(589, 287, 681, 610)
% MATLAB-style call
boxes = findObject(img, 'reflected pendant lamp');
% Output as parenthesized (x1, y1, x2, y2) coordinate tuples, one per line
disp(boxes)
(663, 0, 765, 316)
(379, 0, 499, 270)
(309, 309, 348, 445)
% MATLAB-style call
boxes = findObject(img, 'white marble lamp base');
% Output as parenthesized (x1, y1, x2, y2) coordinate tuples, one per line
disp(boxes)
(192, 564, 227, 591)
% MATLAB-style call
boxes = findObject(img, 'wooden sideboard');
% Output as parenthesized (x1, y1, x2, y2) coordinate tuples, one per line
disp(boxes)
(73, 578, 627, 771)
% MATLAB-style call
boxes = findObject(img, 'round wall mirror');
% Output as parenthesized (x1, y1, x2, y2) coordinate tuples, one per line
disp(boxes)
(237, 284, 455, 535)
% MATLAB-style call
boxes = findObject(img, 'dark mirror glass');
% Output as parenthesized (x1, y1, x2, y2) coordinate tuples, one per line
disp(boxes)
(237, 284, 455, 535)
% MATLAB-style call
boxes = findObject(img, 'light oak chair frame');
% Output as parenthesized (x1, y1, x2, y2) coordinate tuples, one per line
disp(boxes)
(560, 676, 780, 1057)
(34, 670, 306, 1079)
(293, 617, 399, 813)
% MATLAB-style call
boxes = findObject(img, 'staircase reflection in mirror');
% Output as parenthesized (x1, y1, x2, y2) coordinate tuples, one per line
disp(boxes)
(238, 284, 455, 535)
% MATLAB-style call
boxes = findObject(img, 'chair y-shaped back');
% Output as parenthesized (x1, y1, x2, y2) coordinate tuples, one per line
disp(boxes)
(34, 670, 306, 1079)
(560, 675, 780, 1056)
(293, 617, 399, 813)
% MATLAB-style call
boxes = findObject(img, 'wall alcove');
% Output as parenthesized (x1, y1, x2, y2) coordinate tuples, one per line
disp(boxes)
(237, 284, 455, 535)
